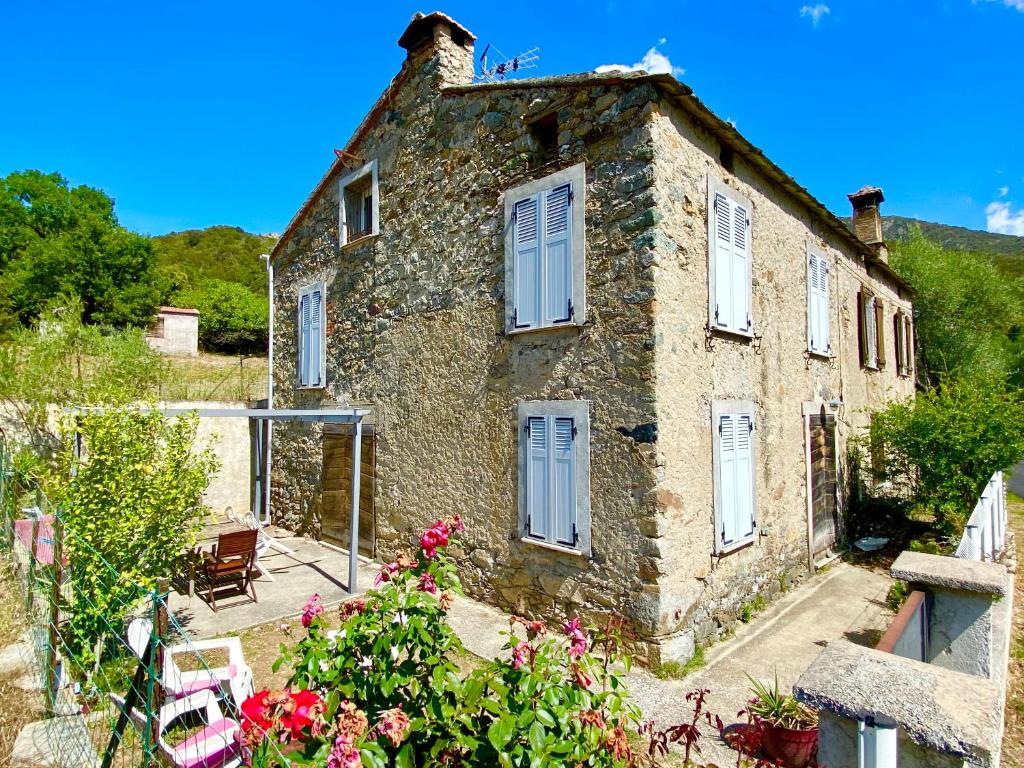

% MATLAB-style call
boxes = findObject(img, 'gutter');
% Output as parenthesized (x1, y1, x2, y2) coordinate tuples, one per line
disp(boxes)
(260, 253, 274, 525)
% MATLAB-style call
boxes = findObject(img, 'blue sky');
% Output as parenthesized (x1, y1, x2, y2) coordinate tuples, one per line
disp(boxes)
(1, 0, 1022, 237)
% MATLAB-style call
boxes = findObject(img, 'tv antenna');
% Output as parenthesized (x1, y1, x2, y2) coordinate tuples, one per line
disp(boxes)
(475, 43, 540, 83)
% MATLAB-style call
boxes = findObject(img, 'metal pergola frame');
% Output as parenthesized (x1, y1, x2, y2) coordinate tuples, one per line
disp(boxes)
(73, 407, 372, 594)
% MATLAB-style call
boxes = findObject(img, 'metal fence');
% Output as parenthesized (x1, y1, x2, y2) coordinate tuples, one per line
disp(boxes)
(953, 470, 1007, 562)
(0, 434, 282, 767)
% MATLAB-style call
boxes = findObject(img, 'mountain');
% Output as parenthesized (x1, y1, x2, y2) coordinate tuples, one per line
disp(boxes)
(152, 226, 277, 294)
(843, 215, 1024, 258)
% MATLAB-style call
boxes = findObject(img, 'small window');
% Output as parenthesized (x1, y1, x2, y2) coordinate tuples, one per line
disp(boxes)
(297, 282, 326, 388)
(338, 160, 378, 246)
(504, 164, 586, 334)
(713, 401, 757, 554)
(807, 247, 830, 356)
(894, 310, 914, 378)
(518, 400, 591, 555)
(858, 290, 878, 370)
(529, 113, 559, 163)
(708, 176, 753, 336)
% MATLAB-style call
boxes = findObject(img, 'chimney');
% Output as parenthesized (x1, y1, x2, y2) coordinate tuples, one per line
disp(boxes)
(847, 186, 888, 262)
(398, 11, 476, 88)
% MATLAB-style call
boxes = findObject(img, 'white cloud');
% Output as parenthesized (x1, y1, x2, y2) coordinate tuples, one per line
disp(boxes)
(986, 201, 1024, 235)
(999, 186, 1010, 197)
(799, 4, 831, 25)
(595, 46, 685, 77)
(976, 0, 1024, 11)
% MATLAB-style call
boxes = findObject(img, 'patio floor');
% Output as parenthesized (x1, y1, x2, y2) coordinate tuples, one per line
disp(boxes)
(167, 526, 380, 639)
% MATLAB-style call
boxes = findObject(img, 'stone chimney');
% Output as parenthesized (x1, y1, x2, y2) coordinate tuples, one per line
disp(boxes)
(848, 186, 888, 262)
(398, 11, 476, 88)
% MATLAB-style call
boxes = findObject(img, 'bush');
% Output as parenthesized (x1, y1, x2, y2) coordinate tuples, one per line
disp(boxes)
(173, 278, 267, 354)
(865, 374, 1024, 542)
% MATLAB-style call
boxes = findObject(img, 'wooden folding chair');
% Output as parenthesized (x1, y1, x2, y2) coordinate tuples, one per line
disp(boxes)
(202, 529, 259, 613)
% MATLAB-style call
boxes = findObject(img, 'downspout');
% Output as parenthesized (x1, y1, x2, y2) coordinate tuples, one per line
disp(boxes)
(261, 253, 274, 526)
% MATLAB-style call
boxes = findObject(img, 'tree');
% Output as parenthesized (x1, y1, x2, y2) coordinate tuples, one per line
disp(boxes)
(889, 228, 1024, 386)
(174, 278, 268, 354)
(0, 170, 160, 328)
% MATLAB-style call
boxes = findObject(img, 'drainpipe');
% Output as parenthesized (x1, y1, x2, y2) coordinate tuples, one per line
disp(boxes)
(260, 253, 274, 526)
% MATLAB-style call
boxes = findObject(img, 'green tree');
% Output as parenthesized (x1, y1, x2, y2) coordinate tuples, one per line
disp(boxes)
(0, 170, 160, 328)
(889, 228, 1024, 385)
(174, 278, 268, 354)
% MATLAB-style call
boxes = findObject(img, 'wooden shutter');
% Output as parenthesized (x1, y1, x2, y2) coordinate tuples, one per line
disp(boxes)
(543, 184, 573, 324)
(552, 417, 577, 546)
(874, 299, 886, 368)
(904, 315, 914, 376)
(513, 196, 541, 329)
(732, 201, 751, 331)
(735, 414, 755, 540)
(894, 311, 905, 374)
(526, 416, 548, 539)
(309, 286, 323, 386)
(719, 414, 738, 547)
(298, 290, 312, 386)
(713, 193, 734, 330)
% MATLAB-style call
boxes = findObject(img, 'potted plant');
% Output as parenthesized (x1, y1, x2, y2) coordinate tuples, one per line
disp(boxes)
(745, 673, 819, 768)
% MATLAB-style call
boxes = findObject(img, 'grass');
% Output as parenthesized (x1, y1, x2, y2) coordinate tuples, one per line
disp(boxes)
(739, 594, 766, 624)
(652, 645, 705, 680)
(157, 353, 267, 402)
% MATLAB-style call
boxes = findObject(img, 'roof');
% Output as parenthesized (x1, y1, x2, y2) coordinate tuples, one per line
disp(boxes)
(158, 306, 199, 316)
(270, 67, 910, 294)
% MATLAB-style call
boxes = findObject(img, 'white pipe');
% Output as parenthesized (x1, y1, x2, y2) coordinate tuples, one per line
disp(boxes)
(858, 716, 898, 768)
(261, 254, 274, 526)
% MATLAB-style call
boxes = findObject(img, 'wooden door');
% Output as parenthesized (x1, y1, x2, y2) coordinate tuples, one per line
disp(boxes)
(321, 425, 375, 557)
(809, 414, 841, 560)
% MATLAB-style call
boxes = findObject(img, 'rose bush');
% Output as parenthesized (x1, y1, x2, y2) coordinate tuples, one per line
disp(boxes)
(241, 517, 728, 767)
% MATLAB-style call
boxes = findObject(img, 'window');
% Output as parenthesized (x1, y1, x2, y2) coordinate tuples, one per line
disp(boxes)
(339, 160, 378, 246)
(518, 400, 591, 555)
(297, 282, 326, 388)
(529, 113, 559, 163)
(708, 176, 753, 336)
(894, 309, 914, 377)
(807, 247, 830, 356)
(504, 164, 586, 334)
(858, 290, 878, 369)
(713, 401, 757, 554)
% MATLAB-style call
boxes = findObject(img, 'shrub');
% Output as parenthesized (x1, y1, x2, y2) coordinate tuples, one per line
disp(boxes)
(885, 581, 909, 612)
(173, 278, 267, 354)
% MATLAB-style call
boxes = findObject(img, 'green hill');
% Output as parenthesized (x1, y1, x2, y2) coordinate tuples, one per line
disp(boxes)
(152, 226, 276, 294)
(877, 216, 1024, 258)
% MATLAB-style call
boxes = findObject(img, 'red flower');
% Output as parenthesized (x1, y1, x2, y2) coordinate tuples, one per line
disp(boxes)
(418, 572, 438, 594)
(420, 521, 450, 558)
(281, 689, 324, 740)
(339, 597, 367, 621)
(301, 594, 324, 628)
(240, 690, 274, 737)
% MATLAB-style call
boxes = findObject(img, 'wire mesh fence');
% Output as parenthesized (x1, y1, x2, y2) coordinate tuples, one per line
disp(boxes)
(0, 434, 285, 768)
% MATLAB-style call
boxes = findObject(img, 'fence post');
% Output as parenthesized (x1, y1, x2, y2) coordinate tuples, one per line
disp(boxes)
(45, 514, 64, 715)
(144, 579, 169, 758)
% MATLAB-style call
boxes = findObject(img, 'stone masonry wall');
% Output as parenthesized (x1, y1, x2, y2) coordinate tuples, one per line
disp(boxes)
(271, 35, 672, 651)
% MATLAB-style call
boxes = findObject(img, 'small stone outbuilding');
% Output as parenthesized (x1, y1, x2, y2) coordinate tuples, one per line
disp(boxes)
(266, 11, 916, 661)
(146, 306, 199, 357)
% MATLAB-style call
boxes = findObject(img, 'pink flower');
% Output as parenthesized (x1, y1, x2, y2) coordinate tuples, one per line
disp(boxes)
(374, 562, 399, 587)
(563, 617, 588, 660)
(420, 522, 450, 558)
(511, 641, 530, 670)
(327, 732, 362, 768)
(376, 706, 411, 747)
(301, 594, 324, 628)
(418, 572, 438, 594)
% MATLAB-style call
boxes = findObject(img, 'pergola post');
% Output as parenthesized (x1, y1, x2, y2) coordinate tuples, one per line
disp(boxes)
(348, 418, 363, 594)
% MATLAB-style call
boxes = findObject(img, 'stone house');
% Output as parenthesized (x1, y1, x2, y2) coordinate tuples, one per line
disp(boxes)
(267, 11, 915, 661)
(146, 306, 199, 356)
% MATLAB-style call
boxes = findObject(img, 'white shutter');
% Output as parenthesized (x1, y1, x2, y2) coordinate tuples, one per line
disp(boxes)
(713, 193, 734, 329)
(735, 414, 755, 539)
(807, 253, 819, 352)
(719, 411, 755, 549)
(309, 287, 323, 387)
(513, 196, 541, 329)
(817, 260, 830, 353)
(526, 416, 548, 539)
(719, 414, 739, 547)
(732, 202, 750, 331)
(543, 184, 573, 325)
(298, 290, 311, 386)
(552, 417, 576, 546)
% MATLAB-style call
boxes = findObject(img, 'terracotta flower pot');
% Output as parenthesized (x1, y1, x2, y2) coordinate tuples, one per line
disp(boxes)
(760, 721, 819, 768)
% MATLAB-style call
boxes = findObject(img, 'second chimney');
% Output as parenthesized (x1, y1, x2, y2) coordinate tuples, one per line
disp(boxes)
(848, 186, 887, 261)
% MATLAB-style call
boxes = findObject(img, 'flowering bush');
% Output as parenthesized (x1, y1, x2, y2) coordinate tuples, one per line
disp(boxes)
(242, 517, 729, 767)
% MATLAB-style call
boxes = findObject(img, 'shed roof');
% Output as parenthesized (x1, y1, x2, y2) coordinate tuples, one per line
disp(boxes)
(158, 306, 200, 316)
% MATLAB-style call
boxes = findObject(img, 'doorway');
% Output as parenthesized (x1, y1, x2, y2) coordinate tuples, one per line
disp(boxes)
(321, 424, 376, 557)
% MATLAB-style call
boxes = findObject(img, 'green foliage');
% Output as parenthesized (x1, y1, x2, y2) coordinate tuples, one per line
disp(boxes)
(55, 408, 218, 665)
(152, 226, 274, 295)
(0, 170, 159, 329)
(652, 645, 705, 680)
(745, 672, 817, 730)
(885, 581, 909, 612)
(0, 298, 168, 445)
(173, 278, 268, 354)
(888, 228, 1024, 385)
(876, 215, 1024, 259)
(865, 374, 1024, 541)
(739, 594, 766, 624)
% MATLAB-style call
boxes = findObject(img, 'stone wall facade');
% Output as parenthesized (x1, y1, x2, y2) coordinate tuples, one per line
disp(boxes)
(268, 12, 915, 661)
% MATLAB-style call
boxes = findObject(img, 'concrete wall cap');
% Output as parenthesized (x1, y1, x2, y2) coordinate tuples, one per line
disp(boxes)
(794, 640, 1002, 763)
(891, 550, 1007, 596)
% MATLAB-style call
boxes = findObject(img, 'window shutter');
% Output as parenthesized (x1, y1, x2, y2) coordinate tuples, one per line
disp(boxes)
(857, 290, 869, 366)
(298, 291, 311, 386)
(732, 202, 751, 331)
(513, 196, 541, 329)
(904, 315, 913, 376)
(735, 414, 755, 539)
(874, 299, 886, 368)
(543, 185, 573, 324)
(309, 287, 323, 386)
(894, 311, 904, 374)
(552, 417, 577, 546)
(807, 254, 818, 352)
(719, 414, 739, 547)
(816, 260, 829, 353)
(526, 416, 549, 539)
(713, 193, 734, 329)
